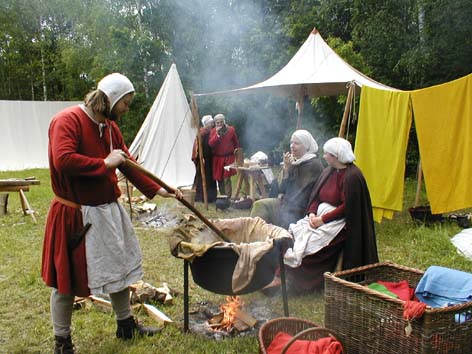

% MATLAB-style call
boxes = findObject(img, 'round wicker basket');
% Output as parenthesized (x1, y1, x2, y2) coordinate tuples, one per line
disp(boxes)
(258, 317, 345, 354)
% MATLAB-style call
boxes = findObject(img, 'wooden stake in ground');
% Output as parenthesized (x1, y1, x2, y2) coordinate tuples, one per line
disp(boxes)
(414, 158, 423, 208)
(190, 94, 208, 210)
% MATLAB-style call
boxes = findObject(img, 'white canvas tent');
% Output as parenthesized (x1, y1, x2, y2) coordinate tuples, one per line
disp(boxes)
(0, 100, 81, 171)
(195, 27, 396, 99)
(129, 64, 196, 188)
(194, 27, 397, 130)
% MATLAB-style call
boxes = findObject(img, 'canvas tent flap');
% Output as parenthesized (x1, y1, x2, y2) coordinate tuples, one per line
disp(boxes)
(0, 100, 81, 171)
(195, 28, 397, 98)
(129, 64, 196, 188)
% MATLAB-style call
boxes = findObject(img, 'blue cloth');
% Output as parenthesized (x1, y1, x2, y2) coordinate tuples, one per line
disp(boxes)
(415, 265, 472, 308)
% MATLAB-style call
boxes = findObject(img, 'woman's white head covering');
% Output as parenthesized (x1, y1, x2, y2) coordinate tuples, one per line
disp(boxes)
(214, 113, 225, 123)
(292, 129, 318, 154)
(323, 137, 356, 164)
(201, 115, 214, 126)
(98, 73, 135, 110)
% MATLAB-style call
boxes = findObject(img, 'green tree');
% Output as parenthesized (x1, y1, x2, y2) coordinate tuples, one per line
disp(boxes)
(351, 0, 420, 88)
(397, 0, 472, 88)
(1, 0, 470, 151)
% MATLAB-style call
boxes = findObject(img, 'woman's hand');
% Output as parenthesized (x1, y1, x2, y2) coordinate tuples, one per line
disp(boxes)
(174, 189, 184, 200)
(283, 152, 292, 170)
(157, 188, 184, 200)
(308, 213, 324, 228)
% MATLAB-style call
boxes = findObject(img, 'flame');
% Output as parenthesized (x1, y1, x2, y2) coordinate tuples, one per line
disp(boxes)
(217, 296, 242, 331)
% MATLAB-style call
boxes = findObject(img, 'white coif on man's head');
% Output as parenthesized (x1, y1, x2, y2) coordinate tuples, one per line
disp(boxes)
(98, 73, 135, 110)
(292, 130, 318, 154)
(201, 115, 214, 126)
(214, 113, 225, 123)
(323, 137, 356, 164)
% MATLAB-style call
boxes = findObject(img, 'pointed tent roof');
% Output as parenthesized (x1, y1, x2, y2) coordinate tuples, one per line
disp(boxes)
(129, 64, 196, 188)
(195, 28, 396, 98)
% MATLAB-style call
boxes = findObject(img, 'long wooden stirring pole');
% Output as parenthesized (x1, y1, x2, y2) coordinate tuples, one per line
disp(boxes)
(124, 158, 230, 243)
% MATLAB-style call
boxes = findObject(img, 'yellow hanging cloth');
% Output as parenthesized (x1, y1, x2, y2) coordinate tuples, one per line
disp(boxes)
(355, 86, 412, 223)
(411, 73, 472, 214)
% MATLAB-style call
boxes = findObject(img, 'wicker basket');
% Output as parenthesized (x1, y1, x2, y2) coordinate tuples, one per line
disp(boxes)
(324, 261, 472, 354)
(258, 317, 345, 354)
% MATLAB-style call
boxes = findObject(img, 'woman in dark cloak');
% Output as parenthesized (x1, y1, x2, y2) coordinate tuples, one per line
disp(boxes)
(192, 115, 217, 202)
(284, 137, 378, 293)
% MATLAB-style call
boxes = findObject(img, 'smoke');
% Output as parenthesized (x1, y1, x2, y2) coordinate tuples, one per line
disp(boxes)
(170, 0, 273, 91)
(168, 0, 324, 158)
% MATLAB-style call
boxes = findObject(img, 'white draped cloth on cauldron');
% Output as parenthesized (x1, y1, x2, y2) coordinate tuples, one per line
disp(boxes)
(284, 202, 346, 268)
(169, 216, 292, 293)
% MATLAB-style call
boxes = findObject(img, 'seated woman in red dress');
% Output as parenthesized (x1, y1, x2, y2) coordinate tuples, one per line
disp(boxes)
(283, 137, 378, 294)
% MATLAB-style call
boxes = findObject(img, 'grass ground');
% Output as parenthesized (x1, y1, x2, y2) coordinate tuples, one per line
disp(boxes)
(0, 169, 471, 353)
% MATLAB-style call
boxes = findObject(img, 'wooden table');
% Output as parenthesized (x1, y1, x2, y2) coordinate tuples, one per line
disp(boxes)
(0, 178, 40, 223)
(231, 167, 268, 201)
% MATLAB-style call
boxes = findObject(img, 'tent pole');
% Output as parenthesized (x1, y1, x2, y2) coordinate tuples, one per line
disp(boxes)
(296, 99, 304, 129)
(338, 82, 355, 137)
(191, 95, 208, 209)
(414, 158, 423, 208)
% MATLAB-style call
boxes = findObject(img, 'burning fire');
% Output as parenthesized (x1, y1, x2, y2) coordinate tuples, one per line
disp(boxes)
(205, 296, 258, 334)
(209, 296, 243, 332)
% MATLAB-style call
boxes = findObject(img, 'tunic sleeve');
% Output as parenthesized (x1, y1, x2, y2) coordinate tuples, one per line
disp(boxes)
(307, 197, 321, 215)
(320, 172, 346, 223)
(49, 116, 108, 177)
(321, 201, 345, 223)
(307, 168, 346, 222)
(208, 129, 218, 148)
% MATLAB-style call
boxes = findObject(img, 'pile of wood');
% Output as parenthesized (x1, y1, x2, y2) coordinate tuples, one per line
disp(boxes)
(130, 280, 174, 305)
(73, 281, 174, 327)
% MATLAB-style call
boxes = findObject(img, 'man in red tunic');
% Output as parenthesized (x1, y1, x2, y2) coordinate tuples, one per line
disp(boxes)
(208, 113, 239, 197)
(42, 73, 182, 353)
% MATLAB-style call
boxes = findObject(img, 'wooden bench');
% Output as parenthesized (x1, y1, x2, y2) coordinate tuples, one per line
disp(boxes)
(0, 178, 40, 223)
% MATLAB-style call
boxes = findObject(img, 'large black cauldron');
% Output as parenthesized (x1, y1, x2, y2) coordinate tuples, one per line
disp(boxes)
(189, 237, 291, 295)
(182, 236, 292, 332)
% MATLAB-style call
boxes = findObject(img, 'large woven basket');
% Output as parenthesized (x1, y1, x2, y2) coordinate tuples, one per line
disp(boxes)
(258, 317, 345, 354)
(324, 261, 472, 354)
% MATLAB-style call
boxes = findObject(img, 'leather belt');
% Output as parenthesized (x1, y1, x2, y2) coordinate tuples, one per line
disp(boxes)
(54, 195, 81, 209)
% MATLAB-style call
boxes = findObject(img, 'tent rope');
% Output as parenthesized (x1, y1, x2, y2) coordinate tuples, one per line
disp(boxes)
(159, 105, 193, 187)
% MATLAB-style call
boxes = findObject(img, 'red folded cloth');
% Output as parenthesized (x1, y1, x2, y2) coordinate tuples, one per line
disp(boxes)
(378, 280, 415, 301)
(267, 331, 343, 354)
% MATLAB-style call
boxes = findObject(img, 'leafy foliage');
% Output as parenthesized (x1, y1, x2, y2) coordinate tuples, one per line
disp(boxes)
(0, 0, 470, 149)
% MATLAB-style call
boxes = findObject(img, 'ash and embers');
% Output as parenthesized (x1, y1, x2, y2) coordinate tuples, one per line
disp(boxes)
(137, 208, 181, 228)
